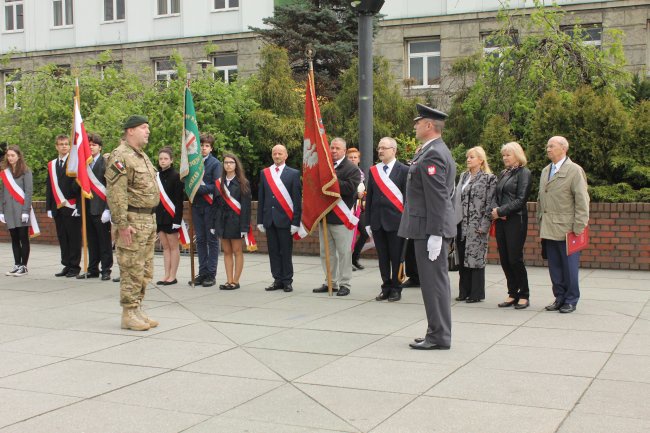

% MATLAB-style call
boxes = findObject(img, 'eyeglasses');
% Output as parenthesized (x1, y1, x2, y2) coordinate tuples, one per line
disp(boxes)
(376, 146, 394, 151)
(223, 161, 236, 165)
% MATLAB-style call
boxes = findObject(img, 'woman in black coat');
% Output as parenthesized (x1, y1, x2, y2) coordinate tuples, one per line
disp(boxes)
(492, 142, 532, 309)
(213, 153, 251, 290)
(155, 147, 184, 286)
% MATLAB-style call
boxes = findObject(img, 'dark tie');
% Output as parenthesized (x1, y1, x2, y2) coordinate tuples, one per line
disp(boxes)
(334, 161, 338, 169)
(383, 164, 388, 173)
(275, 166, 279, 173)
(59, 159, 64, 169)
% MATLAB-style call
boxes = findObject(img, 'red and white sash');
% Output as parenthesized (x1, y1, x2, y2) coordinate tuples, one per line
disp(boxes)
(0, 168, 40, 238)
(215, 178, 257, 251)
(332, 199, 359, 230)
(156, 173, 190, 247)
(87, 158, 106, 201)
(262, 167, 294, 221)
(369, 164, 404, 213)
(200, 181, 213, 205)
(47, 160, 77, 210)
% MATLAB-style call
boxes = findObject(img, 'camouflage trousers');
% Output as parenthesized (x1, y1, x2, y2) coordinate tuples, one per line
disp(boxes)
(116, 212, 156, 307)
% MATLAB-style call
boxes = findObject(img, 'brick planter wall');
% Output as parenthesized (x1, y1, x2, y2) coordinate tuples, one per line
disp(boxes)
(2, 202, 649, 271)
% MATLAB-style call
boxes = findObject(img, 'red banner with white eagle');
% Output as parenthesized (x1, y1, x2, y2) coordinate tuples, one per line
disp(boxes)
(294, 69, 340, 239)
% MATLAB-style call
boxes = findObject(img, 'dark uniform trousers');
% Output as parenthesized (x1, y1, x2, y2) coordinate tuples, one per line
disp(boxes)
(266, 224, 294, 285)
(86, 213, 113, 274)
(54, 212, 82, 273)
(373, 228, 403, 291)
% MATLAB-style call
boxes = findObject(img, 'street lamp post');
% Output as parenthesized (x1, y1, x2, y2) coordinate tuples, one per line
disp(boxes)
(351, 0, 384, 174)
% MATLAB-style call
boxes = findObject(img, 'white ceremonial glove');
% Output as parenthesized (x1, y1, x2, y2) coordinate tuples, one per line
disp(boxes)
(357, 182, 366, 193)
(365, 225, 372, 237)
(427, 235, 443, 262)
(100, 209, 111, 224)
(210, 228, 215, 235)
(21, 213, 29, 223)
(47, 210, 53, 219)
(290, 225, 299, 235)
(0, 214, 5, 224)
(241, 232, 247, 238)
(172, 223, 181, 230)
(257, 224, 266, 233)
(72, 209, 80, 217)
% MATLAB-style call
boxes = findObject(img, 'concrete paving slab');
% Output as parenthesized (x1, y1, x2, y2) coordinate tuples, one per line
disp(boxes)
(614, 332, 650, 356)
(149, 321, 235, 345)
(179, 347, 284, 381)
(97, 370, 282, 416)
(598, 353, 650, 383)
(557, 412, 650, 433)
(451, 306, 537, 326)
(0, 351, 64, 377)
(574, 379, 650, 420)
(522, 312, 635, 333)
(296, 383, 415, 432)
(81, 337, 234, 369)
(222, 384, 357, 432)
(209, 321, 286, 345)
(205, 305, 330, 327)
(392, 320, 516, 344)
(628, 317, 650, 334)
(0, 400, 208, 433)
(184, 416, 352, 433)
(0, 324, 50, 344)
(499, 327, 623, 352)
(245, 347, 339, 381)
(572, 299, 645, 317)
(0, 359, 166, 398)
(370, 396, 566, 433)
(0, 388, 80, 429)
(296, 356, 454, 394)
(0, 306, 113, 329)
(469, 344, 609, 377)
(426, 366, 591, 410)
(245, 328, 381, 355)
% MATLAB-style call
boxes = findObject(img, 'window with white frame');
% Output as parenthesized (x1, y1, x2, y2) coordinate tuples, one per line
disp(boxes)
(213, 0, 239, 11)
(157, 0, 180, 16)
(213, 54, 238, 83)
(3, 70, 21, 109)
(52, 0, 73, 27)
(104, 0, 125, 22)
(482, 32, 518, 60)
(4, 0, 23, 32)
(563, 25, 602, 48)
(407, 39, 440, 88)
(155, 60, 178, 86)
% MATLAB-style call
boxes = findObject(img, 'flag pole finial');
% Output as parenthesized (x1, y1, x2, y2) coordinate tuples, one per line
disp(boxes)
(305, 45, 315, 72)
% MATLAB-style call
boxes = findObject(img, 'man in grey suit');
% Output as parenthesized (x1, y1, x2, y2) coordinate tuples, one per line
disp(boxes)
(77, 133, 113, 280)
(398, 104, 456, 350)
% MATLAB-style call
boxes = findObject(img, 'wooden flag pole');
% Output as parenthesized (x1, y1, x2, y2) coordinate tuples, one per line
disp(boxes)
(74, 82, 89, 277)
(185, 77, 197, 287)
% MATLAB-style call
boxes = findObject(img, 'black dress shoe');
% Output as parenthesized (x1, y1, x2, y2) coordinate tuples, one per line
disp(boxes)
(559, 303, 576, 313)
(414, 337, 425, 343)
(409, 340, 450, 350)
(313, 284, 337, 293)
(76, 272, 99, 279)
(388, 289, 401, 302)
(545, 300, 563, 311)
(455, 296, 468, 301)
(514, 300, 530, 310)
(112, 276, 121, 282)
(66, 271, 80, 278)
(156, 280, 167, 285)
(202, 278, 216, 287)
(221, 283, 240, 290)
(498, 299, 517, 308)
(401, 278, 420, 288)
(189, 274, 206, 286)
(55, 268, 70, 277)
(265, 282, 282, 291)
(466, 299, 481, 304)
(352, 260, 364, 270)
(336, 286, 350, 296)
(283, 284, 293, 293)
(100, 272, 111, 281)
(164, 279, 177, 286)
(375, 291, 390, 301)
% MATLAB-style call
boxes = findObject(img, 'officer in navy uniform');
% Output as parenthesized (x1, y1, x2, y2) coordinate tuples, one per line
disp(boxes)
(398, 104, 456, 350)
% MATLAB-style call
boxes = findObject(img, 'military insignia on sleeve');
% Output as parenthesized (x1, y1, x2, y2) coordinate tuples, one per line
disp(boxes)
(110, 160, 126, 176)
(427, 165, 437, 176)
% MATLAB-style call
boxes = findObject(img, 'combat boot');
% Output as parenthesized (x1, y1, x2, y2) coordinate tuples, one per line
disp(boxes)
(136, 303, 159, 328)
(121, 307, 150, 331)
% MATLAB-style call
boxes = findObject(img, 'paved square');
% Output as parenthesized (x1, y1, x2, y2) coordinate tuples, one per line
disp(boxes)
(0, 244, 648, 432)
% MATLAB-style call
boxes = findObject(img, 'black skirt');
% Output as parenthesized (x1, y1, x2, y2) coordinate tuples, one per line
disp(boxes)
(157, 224, 179, 234)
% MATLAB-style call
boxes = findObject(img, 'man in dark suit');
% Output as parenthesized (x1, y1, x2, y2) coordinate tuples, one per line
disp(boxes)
(45, 134, 82, 278)
(398, 104, 456, 350)
(313, 137, 361, 297)
(77, 133, 113, 280)
(257, 144, 302, 293)
(365, 137, 409, 302)
(190, 133, 222, 287)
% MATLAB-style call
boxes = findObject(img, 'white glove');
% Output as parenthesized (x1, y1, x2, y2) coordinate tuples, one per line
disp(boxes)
(257, 224, 266, 233)
(365, 225, 372, 237)
(172, 223, 181, 230)
(241, 232, 247, 238)
(47, 210, 53, 218)
(427, 235, 442, 262)
(0, 214, 5, 224)
(100, 209, 111, 224)
(72, 209, 80, 217)
(210, 228, 215, 235)
(290, 225, 299, 235)
(21, 213, 29, 223)
(357, 182, 366, 193)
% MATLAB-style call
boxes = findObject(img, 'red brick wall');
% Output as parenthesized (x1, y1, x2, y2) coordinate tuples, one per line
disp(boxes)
(3, 201, 649, 271)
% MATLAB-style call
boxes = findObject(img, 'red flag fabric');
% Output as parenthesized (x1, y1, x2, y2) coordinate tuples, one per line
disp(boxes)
(68, 81, 92, 198)
(295, 70, 340, 239)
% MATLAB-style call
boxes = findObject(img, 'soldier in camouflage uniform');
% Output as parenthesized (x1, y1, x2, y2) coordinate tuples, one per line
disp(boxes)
(106, 115, 160, 331)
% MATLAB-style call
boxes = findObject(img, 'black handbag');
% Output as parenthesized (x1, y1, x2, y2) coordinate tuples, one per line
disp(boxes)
(448, 238, 460, 272)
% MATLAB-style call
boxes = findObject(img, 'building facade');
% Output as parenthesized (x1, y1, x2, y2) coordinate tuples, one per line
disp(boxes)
(375, 0, 650, 106)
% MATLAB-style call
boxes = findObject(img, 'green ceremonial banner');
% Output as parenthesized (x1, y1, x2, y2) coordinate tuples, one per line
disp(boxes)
(179, 86, 204, 203)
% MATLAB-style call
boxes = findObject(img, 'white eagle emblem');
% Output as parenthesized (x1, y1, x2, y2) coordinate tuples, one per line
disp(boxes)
(303, 138, 318, 168)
